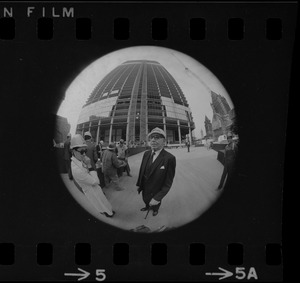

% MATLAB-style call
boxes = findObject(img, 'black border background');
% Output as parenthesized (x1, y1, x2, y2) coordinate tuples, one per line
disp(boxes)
(0, 1, 296, 281)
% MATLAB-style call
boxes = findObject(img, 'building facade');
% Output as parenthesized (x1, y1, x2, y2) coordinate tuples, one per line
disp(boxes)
(200, 129, 204, 139)
(204, 115, 213, 138)
(76, 60, 195, 146)
(210, 91, 235, 140)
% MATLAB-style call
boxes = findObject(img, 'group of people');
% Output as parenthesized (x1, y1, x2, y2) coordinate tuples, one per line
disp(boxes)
(64, 131, 132, 189)
(63, 128, 177, 219)
(62, 127, 237, 220)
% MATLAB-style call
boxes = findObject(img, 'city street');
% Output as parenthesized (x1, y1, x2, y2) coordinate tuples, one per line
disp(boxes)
(61, 146, 224, 232)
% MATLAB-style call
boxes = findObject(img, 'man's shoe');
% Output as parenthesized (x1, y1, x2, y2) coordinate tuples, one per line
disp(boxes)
(140, 207, 149, 211)
(102, 211, 115, 218)
(152, 211, 158, 216)
(127, 174, 132, 177)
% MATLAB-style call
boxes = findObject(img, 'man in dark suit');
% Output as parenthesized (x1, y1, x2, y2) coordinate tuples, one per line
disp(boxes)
(217, 132, 238, 190)
(136, 127, 176, 217)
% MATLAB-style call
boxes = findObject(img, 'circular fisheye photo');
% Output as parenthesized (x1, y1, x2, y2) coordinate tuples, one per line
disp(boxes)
(54, 46, 239, 233)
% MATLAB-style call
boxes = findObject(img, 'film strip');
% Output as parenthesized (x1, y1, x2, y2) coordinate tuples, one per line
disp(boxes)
(0, 1, 296, 282)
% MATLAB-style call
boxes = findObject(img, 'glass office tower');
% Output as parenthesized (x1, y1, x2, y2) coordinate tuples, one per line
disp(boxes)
(76, 60, 195, 145)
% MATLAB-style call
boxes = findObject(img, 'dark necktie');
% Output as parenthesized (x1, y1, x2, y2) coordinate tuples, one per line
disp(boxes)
(146, 151, 155, 176)
(150, 151, 155, 163)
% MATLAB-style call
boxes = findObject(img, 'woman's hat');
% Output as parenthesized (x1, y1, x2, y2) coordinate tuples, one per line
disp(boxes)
(70, 134, 87, 149)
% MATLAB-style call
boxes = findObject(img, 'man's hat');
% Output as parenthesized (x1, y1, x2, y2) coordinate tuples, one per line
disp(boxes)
(227, 132, 233, 137)
(107, 143, 116, 150)
(148, 127, 166, 139)
(119, 139, 124, 143)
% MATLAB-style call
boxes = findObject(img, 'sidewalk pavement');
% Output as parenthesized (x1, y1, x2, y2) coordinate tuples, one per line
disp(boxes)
(61, 146, 224, 232)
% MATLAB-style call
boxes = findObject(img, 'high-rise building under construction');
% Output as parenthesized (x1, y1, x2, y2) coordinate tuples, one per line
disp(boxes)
(76, 60, 195, 145)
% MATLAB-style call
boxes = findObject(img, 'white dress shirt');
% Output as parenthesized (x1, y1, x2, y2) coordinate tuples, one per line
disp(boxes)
(152, 148, 163, 163)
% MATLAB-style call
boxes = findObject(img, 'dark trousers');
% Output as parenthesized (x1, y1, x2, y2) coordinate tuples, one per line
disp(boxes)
(219, 161, 234, 188)
(143, 202, 161, 214)
(97, 168, 106, 188)
(142, 190, 162, 213)
(117, 158, 131, 177)
(150, 202, 161, 213)
(65, 160, 73, 179)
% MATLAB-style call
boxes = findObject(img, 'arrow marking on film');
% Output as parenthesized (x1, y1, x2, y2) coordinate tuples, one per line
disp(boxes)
(64, 268, 90, 281)
(205, 267, 233, 280)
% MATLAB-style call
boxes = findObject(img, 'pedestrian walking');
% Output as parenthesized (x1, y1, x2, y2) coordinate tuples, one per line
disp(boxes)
(217, 132, 237, 190)
(136, 127, 176, 217)
(70, 134, 115, 218)
(96, 140, 104, 159)
(186, 140, 190, 152)
(116, 139, 132, 177)
(207, 140, 213, 150)
(102, 143, 125, 191)
(84, 131, 98, 172)
(95, 140, 106, 188)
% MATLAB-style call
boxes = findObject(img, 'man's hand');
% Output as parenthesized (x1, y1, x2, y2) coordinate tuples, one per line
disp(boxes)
(83, 156, 92, 167)
(149, 199, 160, 206)
(137, 187, 142, 194)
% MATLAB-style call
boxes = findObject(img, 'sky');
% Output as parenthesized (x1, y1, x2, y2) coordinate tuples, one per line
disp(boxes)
(57, 46, 233, 139)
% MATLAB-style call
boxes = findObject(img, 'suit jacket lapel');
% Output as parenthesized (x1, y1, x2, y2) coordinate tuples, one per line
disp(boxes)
(142, 150, 152, 176)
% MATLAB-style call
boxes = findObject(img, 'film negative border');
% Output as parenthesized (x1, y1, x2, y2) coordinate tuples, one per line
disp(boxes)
(0, 1, 295, 282)
(0, 242, 283, 281)
(1, 242, 282, 266)
(0, 14, 284, 41)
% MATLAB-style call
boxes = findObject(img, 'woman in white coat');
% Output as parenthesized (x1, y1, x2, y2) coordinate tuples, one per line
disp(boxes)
(70, 134, 115, 218)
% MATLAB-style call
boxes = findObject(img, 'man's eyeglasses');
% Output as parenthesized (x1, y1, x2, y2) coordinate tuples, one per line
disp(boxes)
(76, 148, 87, 155)
(149, 135, 163, 140)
